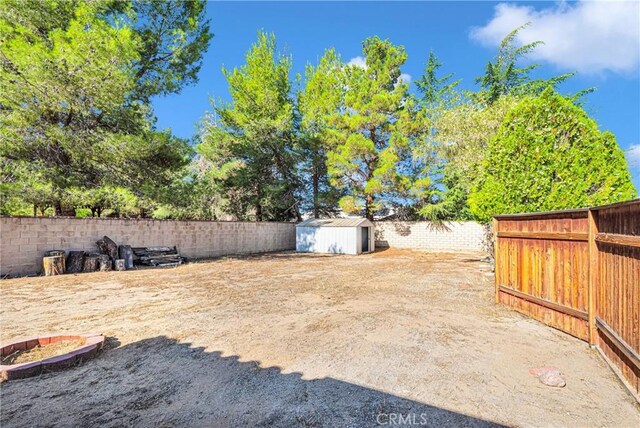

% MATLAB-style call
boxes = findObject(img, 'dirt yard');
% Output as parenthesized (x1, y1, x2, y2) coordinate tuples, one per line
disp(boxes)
(1, 249, 638, 427)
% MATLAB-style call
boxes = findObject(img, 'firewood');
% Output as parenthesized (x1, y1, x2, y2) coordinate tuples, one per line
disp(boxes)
(96, 254, 112, 271)
(66, 251, 85, 274)
(83, 254, 99, 273)
(131, 245, 184, 267)
(96, 235, 118, 261)
(43, 255, 65, 276)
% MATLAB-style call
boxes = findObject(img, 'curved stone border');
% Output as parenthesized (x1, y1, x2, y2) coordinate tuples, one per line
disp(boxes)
(0, 333, 105, 381)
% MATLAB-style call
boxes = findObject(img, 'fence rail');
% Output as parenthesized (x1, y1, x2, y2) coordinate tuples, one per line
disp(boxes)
(494, 199, 640, 401)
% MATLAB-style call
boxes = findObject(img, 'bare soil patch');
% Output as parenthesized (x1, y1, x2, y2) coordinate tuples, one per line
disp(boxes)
(0, 249, 638, 427)
(1, 339, 86, 366)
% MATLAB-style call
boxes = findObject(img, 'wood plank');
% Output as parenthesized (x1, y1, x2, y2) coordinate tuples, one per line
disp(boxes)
(596, 317, 640, 372)
(595, 233, 640, 249)
(499, 285, 588, 321)
(497, 231, 588, 241)
(588, 210, 598, 345)
(493, 208, 589, 220)
(493, 218, 500, 304)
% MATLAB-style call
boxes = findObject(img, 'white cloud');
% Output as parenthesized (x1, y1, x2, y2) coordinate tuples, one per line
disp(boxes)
(627, 145, 640, 169)
(398, 73, 412, 84)
(471, 1, 640, 75)
(347, 56, 367, 68)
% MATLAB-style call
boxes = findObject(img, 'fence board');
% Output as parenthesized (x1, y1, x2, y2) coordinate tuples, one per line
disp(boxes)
(494, 211, 590, 341)
(494, 199, 640, 400)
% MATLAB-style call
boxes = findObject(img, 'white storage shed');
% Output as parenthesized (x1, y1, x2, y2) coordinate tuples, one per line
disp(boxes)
(296, 218, 375, 255)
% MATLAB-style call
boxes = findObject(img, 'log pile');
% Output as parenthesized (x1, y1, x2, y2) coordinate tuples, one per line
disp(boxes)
(42, 235, 185, 276)
(131, 246, 185, 267)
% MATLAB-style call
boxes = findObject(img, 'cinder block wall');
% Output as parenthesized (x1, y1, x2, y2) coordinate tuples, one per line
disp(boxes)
(0, 217, 296, 276)
(374, 221, 486, 252)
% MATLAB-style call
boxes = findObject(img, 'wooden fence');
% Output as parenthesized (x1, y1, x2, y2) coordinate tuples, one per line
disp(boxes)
(494, 199, 640, 401)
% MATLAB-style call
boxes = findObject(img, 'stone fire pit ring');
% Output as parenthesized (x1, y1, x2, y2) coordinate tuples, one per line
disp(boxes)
(0, 333, 105, 381)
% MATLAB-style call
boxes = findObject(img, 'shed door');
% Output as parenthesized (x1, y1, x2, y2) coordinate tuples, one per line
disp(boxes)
(361, 227, 369, 252)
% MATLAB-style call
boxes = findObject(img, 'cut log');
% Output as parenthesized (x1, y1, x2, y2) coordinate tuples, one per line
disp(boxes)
(43, 256, 65, 276)
(118, 245, 134, 270)
(96, 254, 112, 272)
(96, 235, 118, 261)
(114, 259, 126, 271)
(66, 251, 85, 274)
(83, 254, 99, 273)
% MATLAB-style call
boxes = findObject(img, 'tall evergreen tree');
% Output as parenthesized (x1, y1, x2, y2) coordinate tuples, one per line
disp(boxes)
(475, 24, 577, 104)
(415, 51, 460, 110)
(198, 31, 300, 221)
(0, 0, 210, 216)
(297, 49, 344, 218)
(324, 37, 429, 220)
(127, 0, 212, 103)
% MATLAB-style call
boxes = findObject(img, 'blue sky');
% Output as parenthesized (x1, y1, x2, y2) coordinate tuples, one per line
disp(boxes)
(152, 1, 640, 190)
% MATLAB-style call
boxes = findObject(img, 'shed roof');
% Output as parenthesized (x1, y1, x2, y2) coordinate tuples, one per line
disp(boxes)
(296, 217, 373, 228)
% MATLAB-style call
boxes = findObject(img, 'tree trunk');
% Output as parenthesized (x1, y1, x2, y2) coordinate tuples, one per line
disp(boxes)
(43, 256, 65, 276)
(83, 254, 99, 273)
(365, 194, 374, 221)
(96, 235, 119, 261)
(66, 251, 85, 273)
(96, 254, 112, 271)
(54, 200, 76, 217)
(256, 202, 262, 222)
(313, 163, 320, 218)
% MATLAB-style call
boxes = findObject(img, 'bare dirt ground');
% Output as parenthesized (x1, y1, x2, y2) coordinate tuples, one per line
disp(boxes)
(1, 249, 638, 427)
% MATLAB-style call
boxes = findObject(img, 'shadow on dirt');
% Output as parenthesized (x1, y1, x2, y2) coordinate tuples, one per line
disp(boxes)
(1, 336, 505, 427)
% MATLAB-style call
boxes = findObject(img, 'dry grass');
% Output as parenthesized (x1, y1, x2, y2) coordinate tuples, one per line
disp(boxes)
(0, 249, 638, 427)
(2, 339, 86, 365)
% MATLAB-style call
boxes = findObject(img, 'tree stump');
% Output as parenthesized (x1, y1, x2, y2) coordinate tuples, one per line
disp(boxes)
(83, 254, 99, 273)
(66, 251, 85, 274)
(96, 235, 118, 261)
(118, 245, 134, 270)
(43, 256, 65, 276)
(96, 254, 112, 271)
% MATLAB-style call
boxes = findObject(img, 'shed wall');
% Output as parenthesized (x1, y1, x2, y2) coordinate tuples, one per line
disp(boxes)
(296, 226, 358, 254)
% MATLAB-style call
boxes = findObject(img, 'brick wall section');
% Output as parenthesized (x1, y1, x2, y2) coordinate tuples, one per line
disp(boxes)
(374, 221, 486, 252)
(0, 217, 296, 277)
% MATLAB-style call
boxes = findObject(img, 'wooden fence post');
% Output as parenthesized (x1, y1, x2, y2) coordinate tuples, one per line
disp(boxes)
(587, 209, 599, 346)
(493, 217, 499, 304)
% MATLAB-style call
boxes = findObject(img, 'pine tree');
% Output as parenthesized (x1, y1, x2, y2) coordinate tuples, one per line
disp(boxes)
(198, 31, 300, 221)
